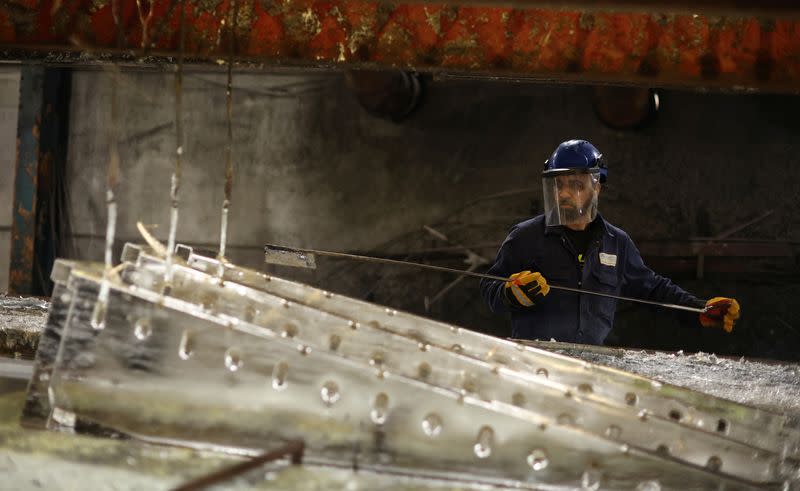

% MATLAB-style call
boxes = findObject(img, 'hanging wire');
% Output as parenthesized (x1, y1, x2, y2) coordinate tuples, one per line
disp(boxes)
(90, 0, 123, 329)
(218, 0, 238, 271)
(164, 0, 187, 289)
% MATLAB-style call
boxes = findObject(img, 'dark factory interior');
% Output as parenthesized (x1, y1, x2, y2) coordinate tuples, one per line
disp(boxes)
(2, 1, 800, 489)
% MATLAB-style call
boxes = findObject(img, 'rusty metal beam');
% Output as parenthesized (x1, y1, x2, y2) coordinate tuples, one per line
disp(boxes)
(9, 66, 70, 296)
(424, 1, 800, 16)
(1, 1, 800, 92)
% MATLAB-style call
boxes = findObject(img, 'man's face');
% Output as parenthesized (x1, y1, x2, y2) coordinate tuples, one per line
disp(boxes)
(555, 174, 600, 224)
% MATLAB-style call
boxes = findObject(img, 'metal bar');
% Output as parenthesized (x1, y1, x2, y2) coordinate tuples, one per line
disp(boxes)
(548, 284, 706, 313)
(0, 358, 34, 380)
(265, 244, 707, 313)
(66, 233, 800, 253)
(2, 2, 800, 92)
(9, 66, 43, 295)
(170, 440, 305, 491)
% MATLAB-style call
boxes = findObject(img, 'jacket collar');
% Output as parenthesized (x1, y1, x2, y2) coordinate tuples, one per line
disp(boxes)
(543, 213, 615, 238)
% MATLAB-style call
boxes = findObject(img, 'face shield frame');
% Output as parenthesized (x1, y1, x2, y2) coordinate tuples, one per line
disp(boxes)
(542, 167, 602, 228)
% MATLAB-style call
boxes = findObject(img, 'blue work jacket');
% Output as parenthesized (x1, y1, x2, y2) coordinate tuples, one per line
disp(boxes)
(480, 214, 702, 345)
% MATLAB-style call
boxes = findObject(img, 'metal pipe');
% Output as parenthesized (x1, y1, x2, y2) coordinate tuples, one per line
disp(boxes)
(264, 244, 708, 313)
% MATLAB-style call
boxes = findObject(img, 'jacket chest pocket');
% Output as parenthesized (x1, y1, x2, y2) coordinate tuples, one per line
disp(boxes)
(589, 267, 619, 294)
(587, 266, 619, 323)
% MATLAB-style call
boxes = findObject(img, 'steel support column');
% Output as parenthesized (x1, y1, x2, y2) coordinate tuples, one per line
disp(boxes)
(9, 66, 70, 296)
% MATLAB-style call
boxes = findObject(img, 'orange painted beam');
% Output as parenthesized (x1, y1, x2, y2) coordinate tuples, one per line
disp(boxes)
(1, 1, 799, 92)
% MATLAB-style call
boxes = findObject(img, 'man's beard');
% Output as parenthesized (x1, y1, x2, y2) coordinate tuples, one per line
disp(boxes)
(559, 193, 595, 223)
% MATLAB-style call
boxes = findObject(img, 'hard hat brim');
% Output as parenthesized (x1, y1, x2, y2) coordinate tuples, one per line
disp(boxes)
(541, 167, 602, 178)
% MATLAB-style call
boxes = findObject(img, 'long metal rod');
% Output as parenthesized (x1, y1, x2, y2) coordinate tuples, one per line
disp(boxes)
(170, 440, 304, 491)
(264, 244, 707, 313)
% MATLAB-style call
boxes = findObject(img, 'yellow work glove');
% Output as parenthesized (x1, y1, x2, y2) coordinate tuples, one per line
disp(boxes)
(699, 297, 740, 333)
(503, 271, 550, 308)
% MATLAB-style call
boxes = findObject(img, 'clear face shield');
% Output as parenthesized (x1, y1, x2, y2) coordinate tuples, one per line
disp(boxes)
(542, 169, 601, 227)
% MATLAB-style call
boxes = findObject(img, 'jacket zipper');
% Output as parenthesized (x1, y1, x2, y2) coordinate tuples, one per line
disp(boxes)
(561, 235, 582, 334)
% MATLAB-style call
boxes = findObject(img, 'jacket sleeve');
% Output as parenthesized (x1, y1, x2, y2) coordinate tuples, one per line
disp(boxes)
(480, 227, 530, 314)
(620, 235, 704, 308)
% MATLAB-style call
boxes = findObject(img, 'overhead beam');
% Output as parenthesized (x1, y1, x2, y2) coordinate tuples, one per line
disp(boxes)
(1, 1, 799, 92)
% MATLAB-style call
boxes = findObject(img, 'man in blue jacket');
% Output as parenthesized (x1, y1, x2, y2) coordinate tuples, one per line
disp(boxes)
(480, 139, 740, 345)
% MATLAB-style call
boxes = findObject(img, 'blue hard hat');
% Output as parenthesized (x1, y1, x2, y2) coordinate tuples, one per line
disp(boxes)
(543, 140, 607, 183)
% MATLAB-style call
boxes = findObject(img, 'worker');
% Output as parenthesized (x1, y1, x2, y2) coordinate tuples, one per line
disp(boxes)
(479, 139, 740, 345)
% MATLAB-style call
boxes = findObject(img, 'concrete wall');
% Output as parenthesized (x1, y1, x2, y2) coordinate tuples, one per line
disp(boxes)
(4, 66, 799, 359)
(0, 66, 20, 293)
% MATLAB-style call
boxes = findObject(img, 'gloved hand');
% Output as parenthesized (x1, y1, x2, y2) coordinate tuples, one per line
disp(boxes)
(503, 270, 550, 308)
(699, 297, 740, 333)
